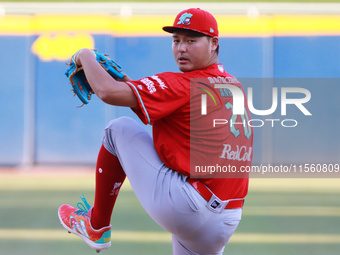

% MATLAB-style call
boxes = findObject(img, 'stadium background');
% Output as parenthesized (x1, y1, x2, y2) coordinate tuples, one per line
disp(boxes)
(0, 2, 339, 255)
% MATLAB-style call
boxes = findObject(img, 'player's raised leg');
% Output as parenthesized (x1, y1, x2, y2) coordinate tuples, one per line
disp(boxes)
(101, 117, 244, 254)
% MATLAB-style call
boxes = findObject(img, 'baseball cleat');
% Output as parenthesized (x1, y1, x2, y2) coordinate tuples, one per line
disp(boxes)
(58, 194, 111, 253)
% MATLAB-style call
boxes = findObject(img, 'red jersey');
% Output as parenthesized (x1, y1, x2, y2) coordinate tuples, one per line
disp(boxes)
(127, 64, 253, 200)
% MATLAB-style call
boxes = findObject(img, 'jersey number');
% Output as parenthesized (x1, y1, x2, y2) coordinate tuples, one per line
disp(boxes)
(225, 102, 252, 140)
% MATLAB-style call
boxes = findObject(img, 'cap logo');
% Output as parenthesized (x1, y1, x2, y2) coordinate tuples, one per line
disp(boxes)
(177, 13, 193, 26)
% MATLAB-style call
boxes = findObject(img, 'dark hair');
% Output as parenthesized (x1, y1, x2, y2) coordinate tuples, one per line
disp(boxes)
(215, 44, 220, 55)
(206, 36, 219, 56)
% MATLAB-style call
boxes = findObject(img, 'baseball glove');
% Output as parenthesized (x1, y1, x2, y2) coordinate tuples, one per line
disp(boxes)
(65, 49, 126, 105)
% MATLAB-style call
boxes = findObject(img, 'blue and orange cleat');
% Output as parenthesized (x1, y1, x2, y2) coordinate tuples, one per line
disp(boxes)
(58, 194, 111, 253)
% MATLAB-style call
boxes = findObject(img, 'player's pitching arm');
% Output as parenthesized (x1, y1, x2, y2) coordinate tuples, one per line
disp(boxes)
(75, 48, 137, 108)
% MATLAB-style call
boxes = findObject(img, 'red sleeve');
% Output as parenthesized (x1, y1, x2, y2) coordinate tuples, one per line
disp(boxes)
(126, 72, 190, 124)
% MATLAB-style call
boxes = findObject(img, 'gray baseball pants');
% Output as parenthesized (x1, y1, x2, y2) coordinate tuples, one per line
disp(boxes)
(102, 116, 242, 255)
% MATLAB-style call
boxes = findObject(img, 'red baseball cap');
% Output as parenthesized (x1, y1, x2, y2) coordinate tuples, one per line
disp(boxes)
(163, 8, 219, 37)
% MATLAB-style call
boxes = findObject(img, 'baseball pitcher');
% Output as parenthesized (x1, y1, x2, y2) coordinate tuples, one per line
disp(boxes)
(58, 8, 253, 255)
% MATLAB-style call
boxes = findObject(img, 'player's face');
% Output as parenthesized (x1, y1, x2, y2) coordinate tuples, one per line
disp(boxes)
(172, 30, 218, 72)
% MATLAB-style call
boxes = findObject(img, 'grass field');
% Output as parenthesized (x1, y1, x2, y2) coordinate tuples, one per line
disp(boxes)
(0, 168, 340, 255)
